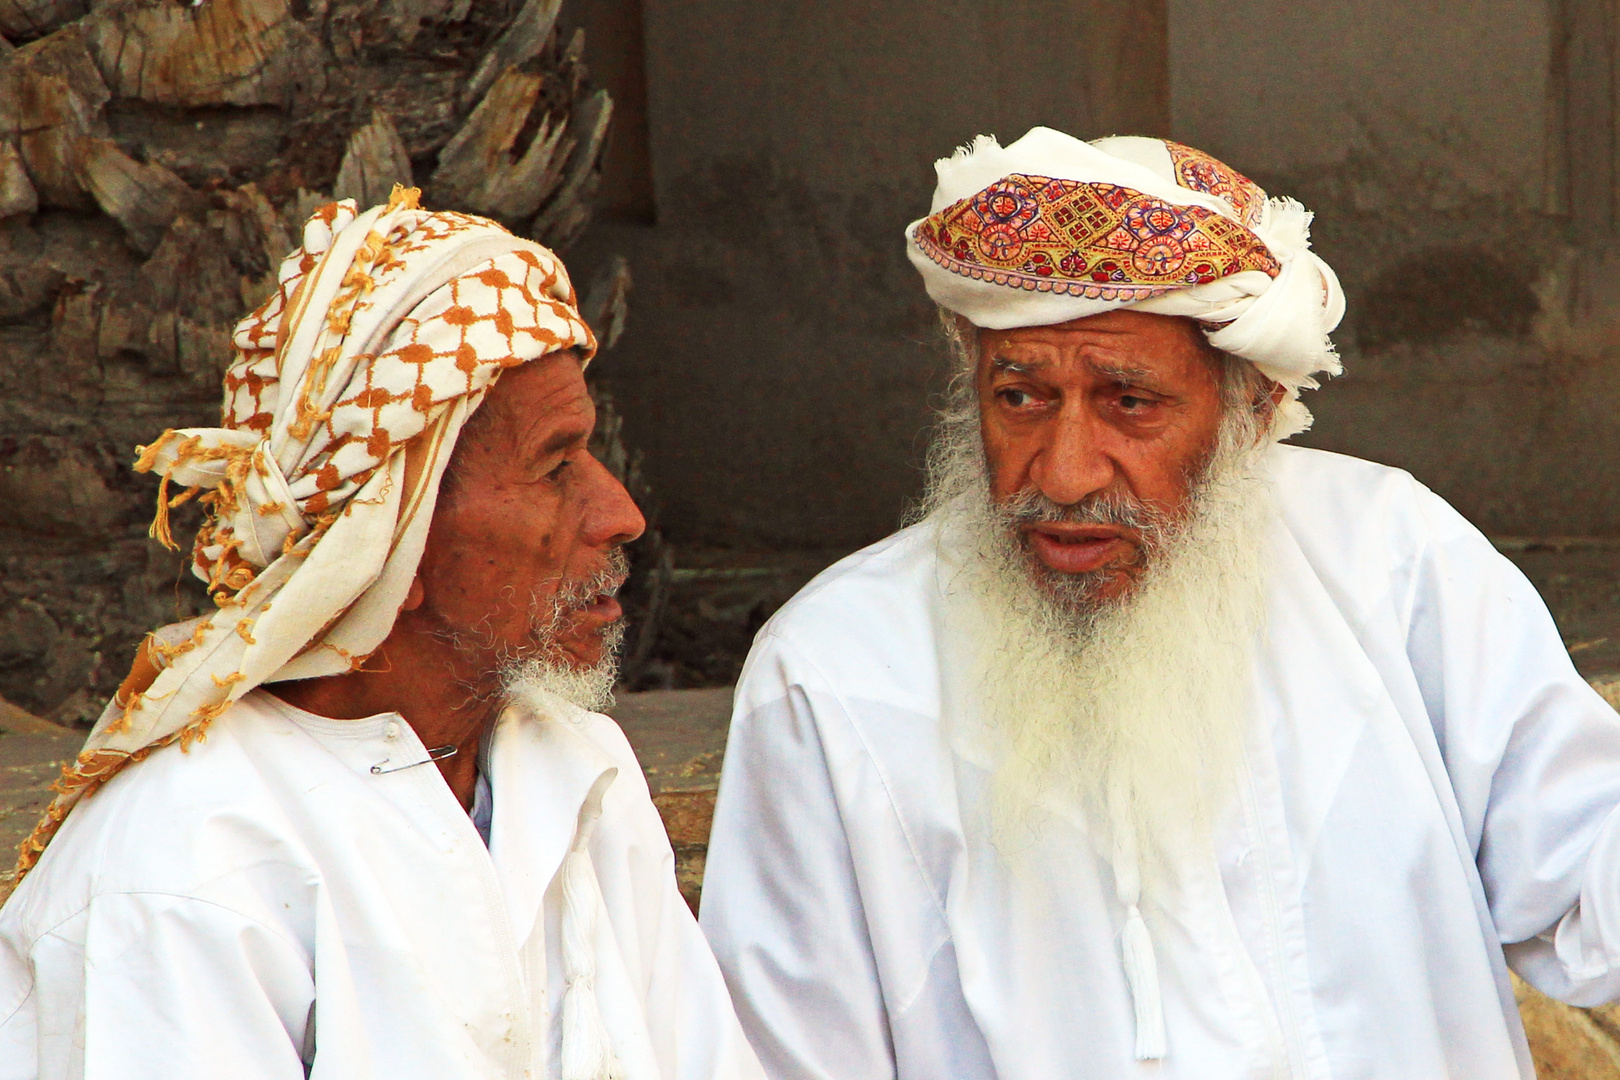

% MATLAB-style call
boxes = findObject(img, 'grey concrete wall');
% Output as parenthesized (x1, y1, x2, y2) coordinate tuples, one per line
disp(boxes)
(1170, 0, 1620, 537)
(1171, 0, 1551, 201)
(571, 1, 1168, 548)
(583, 0, 1617, 546)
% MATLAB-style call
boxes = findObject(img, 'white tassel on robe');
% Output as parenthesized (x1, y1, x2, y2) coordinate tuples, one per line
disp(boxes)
(1110, 791, 1166, 1061)
(560, 771, 626, 1080)
(1120, 903, 1165, 1060)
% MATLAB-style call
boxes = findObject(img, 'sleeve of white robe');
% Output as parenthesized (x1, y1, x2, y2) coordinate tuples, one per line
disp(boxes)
(585, 722, 767, 1080)
(699, 637, 900, 1080)
(0, 891, 314, 1080)
(1397, 479, 1620, 1006)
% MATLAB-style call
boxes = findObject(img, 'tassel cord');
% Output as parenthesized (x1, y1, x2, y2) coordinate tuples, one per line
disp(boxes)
(1110, 789, 1166, 1061)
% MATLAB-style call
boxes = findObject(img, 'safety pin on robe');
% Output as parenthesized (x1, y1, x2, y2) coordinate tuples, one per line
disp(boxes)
(370, 745, 459, 774)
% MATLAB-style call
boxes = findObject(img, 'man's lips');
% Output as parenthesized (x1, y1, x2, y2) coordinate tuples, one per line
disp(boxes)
(1023, 524, 1137, 575)
(576, 595, 623, 624)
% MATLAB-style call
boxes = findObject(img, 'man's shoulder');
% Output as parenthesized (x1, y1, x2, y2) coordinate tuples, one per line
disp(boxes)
(765, 522, 941, 637)
(1268, 443, 1470, 543)
(1265, 443, 1498, 609)
(1268, 442, 1423, 501)
(2, 695, 324, 935)
(743, 523, 945, 702)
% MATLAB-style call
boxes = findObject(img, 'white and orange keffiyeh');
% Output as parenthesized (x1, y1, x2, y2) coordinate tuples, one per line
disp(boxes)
(18, 188, 596, 878)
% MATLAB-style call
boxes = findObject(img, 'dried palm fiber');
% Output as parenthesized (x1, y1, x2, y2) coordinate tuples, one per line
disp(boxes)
(17, 186, 596, 879)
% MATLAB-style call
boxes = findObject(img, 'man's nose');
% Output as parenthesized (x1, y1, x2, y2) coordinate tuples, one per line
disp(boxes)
(1029, 409, 1115, 506)
(581, 453, 647, 548)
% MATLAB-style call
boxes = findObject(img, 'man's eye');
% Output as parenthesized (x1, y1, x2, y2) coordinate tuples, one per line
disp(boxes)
(998, 388, 1036, 408)
(544, 458, 572, 481)
(1120, 394, 1154, 411)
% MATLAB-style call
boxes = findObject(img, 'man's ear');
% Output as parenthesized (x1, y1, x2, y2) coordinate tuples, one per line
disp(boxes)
(401, 574, 425, 612)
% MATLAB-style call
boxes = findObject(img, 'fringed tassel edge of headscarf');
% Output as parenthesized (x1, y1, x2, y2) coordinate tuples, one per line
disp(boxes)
(559, 771, 626, 1080)
(16, 734, 172, 878)
(132, 432, 255, 557)
(12, 628, 236, 882)
(13, 695, 239, 882)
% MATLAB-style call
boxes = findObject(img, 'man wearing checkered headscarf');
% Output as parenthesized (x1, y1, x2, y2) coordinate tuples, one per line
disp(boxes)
(0, 190, 763, 1080)
(701, 128, 1620, 1080)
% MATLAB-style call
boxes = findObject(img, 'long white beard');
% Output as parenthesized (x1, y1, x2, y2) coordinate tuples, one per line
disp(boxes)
(929, 417, 1275, 877)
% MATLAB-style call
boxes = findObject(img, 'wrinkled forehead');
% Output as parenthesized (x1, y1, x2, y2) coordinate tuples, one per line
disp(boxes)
(457, 348, 592, 445)
(978, 311, 1213, 370)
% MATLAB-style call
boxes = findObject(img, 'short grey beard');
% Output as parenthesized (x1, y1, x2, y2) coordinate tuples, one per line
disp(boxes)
(922, 343, 1277, 877)
(499, 620, 624, 714)
(428, 548, 630, 714)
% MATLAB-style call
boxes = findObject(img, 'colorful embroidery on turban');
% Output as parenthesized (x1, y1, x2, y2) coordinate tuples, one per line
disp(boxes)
(912, 174, 1280, 300)
(906, 128, 1346, 437)
(17, 188, 596, 878)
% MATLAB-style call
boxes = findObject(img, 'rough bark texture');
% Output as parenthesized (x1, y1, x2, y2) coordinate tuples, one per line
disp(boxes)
(0, 0, 616, 723)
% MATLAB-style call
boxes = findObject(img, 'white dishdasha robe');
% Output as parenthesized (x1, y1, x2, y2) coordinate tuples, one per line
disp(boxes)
(0, 690, 763, 1080)
(700, 443, 1620, 1080)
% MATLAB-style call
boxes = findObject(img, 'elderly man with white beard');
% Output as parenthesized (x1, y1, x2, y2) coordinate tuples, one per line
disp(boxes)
(698, 127, 1620, 1079)
(0, 191, 763, 1080)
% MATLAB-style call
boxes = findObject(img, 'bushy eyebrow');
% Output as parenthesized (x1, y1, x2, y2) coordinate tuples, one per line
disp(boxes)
(990, 353, 1167, 390)
(991, 355, 1037, 375)
(508, 406, 592, 463)
(534, 422, 591, 458)
(1090, 361, 1156, 383)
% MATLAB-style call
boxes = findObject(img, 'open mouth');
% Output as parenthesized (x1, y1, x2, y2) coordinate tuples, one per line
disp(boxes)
(1023, 524, 1136, 575)
(578, 594, 623, 622)
(558, 552, 630, 625)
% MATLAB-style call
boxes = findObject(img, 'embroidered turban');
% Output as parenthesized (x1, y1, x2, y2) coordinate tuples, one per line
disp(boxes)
(906, 127, 1345, 437)
(18, 189, 596, 877)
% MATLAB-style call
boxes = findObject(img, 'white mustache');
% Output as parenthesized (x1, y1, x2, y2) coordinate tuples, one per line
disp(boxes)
(1000, 487, 1170, 534)
(550, 547, 630, 615)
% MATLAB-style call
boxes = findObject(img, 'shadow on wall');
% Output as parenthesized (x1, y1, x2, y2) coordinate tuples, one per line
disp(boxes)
(1356, 246, 1540, 350)
(567, 0, 1171, 552)
(1266, 149, 1620, 538)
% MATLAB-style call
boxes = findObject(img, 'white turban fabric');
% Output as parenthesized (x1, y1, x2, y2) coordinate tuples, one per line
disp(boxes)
(19, 189, 596, 877)
(906, 127, 1345, 437)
